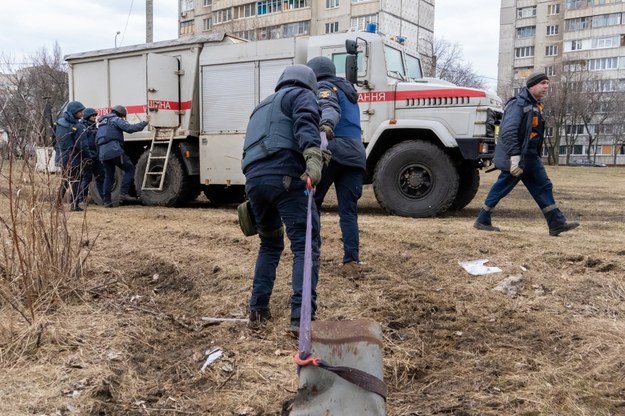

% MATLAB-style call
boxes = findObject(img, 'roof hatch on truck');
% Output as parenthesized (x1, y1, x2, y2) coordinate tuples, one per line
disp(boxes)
(147, 53, 181, 128)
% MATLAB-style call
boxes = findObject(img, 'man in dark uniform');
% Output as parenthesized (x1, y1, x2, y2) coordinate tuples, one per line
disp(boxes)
(474, 72, 579, 236)
(306, 56, 367, 278)
(76, 107, 104, 205)
(96, 105, 149, 207)
(242, 64, 323, 333)
(54, 100, 85, 211)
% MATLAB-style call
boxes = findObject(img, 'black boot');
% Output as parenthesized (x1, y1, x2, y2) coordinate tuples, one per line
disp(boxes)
(474, 208, 500, 232)
(549, 222, 579, 236)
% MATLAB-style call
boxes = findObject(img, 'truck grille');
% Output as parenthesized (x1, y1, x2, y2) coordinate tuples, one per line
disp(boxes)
(404, 96, 472, 107)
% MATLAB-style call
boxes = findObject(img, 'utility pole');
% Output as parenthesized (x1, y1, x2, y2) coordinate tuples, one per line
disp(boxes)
(146, 0, 153, 43)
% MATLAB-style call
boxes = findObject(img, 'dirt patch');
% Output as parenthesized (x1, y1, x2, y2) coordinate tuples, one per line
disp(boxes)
(2, 166, 625, 415)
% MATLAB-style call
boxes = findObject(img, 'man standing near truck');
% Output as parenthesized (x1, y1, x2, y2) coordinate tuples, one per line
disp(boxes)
(474, 72, 579, 236)
(242, 64, 323, 334)
(306, 56, 368, 279)
(54, 100, 85, 211)
(96, 105, 149, 207)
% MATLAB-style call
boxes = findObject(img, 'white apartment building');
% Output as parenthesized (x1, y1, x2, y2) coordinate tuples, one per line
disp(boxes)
(499, 0, 625, 163)
(177, 0, 435, 73)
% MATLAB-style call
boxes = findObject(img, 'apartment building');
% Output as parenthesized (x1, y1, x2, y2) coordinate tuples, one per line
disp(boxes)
(499, 0, 625, 163)
(177, 0, 435, 72)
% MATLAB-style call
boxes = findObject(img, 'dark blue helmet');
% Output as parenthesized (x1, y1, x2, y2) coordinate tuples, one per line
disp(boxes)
(82, 108, 97, 119)
(274, 64, 318, 94)
(306, 56, 336, 80)
(67, 101, 85, 115)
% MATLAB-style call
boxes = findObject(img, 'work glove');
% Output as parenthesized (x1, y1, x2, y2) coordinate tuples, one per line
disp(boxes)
(510, 155, 523, 177)
(301, 147, 323, 186)
(322, 148, 332, 167)
(320, 124, 334, 141)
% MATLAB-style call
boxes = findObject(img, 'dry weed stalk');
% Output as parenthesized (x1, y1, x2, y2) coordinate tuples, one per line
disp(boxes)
(0, 152, 91, 361)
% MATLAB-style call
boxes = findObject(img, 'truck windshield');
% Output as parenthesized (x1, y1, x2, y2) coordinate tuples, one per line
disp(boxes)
(384, 45, 405, 80)
(406, 54, 423, 81)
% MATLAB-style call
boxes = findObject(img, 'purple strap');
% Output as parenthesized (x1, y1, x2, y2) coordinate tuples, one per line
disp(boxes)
(298, 132, 327, 360)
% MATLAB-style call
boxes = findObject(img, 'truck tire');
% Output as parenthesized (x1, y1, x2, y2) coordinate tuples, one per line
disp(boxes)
(373, 140, 459, 217)
(89, 167, 123, 206)
(134, 148, 192, 206)
(448, 165, 480, 211)
(203, 185, 246, 206)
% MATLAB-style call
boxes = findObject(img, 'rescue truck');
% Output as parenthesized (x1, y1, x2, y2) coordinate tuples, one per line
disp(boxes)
(65, 27, 502, 217)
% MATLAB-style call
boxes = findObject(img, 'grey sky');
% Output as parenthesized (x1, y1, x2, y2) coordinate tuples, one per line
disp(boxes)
(435, 0, 501, 91)
(1, 1, 500, 90)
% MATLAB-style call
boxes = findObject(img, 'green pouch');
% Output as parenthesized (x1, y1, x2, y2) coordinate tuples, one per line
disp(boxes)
(237, 200, 258, 237)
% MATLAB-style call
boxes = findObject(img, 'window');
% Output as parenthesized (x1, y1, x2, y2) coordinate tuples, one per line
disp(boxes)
(546, 25, 559, 36)
(571, 40, 584, 50)
(214, 8, 232, 23)
(283, 21, 309, 37)
(181, 0, 194, 12)
(257, 0, 282, 15)
(351, 14, 377, 31)
(517, 26, 536, 38)
(384, 45, 405, 79)
(547, 4, 560, 15)
(203, 0, 212, 6)
(515, 46, 535, 58)
(331, 52, 365, 77)
(592, 36, 619, 49)
(179, 20, 193, 35)
(283, 0, 309, 10)
(592, 13, 622, 28)
(406, 54, 423, 80)
(325, 22, 339, 33)
(546, 66, 556, 76)
(545, 45, 559, 56)
(515, 67, 534, 79)
(234, 30, 256, 40)
(566, 17, 588, 31)
(352, 0, 369, 2)
(202, 17, 212, 31)
(588, 57, 618, 70)
(326, 0, 339, 8)
(234, 4, 255, 19)
(517, 6, 537, 18)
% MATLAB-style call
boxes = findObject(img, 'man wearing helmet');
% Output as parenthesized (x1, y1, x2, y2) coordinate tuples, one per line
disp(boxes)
(306, 56, 367, 279)
(96, 105, 150, 207)
(241, 64, 323, 334)
(54, 100, 85, 211)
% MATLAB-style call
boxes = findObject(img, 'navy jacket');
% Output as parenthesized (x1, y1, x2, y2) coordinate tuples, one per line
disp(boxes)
(243, 87, 321, 180)
(54, 111, 82, 167)
(317, 77, 366, 170)
(96, 113, 148, 161)
(494, 87, 543, 171)
(76, 118, 98, 161)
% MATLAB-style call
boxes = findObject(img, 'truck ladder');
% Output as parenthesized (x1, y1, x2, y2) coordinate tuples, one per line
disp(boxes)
(141, 127, 175, 191)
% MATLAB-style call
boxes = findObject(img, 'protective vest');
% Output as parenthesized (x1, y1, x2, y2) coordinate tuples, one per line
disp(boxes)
(96, 114, 124, 146)
(333, 87, 361, 140)
(242, 87, 299, 171)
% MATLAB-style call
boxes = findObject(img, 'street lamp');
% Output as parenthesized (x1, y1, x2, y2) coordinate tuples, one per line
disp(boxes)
(114, 31, 121, 48)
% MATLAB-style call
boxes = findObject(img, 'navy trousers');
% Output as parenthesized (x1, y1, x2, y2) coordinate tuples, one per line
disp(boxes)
(314, 161, 364, 264)
(102, 154, 135, 204)
(245, 175, 320, 324)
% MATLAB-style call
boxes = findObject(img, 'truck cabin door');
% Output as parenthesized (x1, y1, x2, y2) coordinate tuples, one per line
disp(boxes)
(146, 53, 181, 128)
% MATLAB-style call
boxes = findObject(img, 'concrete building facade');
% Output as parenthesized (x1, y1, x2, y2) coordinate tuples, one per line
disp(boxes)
(177, 0, 435, 73)
(498, 0, 625, 164)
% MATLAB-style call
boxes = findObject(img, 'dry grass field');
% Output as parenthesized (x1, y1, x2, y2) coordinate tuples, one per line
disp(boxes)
(1, 162, 625, 415)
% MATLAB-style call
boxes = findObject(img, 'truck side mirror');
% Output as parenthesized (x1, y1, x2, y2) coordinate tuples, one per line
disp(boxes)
(346, 55, 358, 85)
(345, 39, 358, 55)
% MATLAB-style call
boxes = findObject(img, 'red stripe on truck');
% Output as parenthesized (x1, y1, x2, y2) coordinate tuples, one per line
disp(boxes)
(357, 88, 486, 103)
(96, 100, 192, 116)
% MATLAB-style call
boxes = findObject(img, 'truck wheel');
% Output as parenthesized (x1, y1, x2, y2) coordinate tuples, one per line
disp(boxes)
(134, 148, 191, 206)
(89, 168, 123, 205)
(448, 165, 480, 211)
(203, 185, 246, 206)
(373, 140, 459, 217)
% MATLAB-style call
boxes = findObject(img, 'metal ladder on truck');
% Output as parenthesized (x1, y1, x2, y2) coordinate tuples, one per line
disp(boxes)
(141, 127, 175, 192)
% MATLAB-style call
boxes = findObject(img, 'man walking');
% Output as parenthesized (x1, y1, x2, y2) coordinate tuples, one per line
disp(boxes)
(474, 72, 579, 236)
(96, 105, 149, 207)
(306, 56, 367, 278)
(242, 65, 323, 333)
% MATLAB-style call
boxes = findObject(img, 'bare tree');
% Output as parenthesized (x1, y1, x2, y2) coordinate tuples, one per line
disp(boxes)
(433, 38, 486, 89)
(0, 42, 68, 158)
